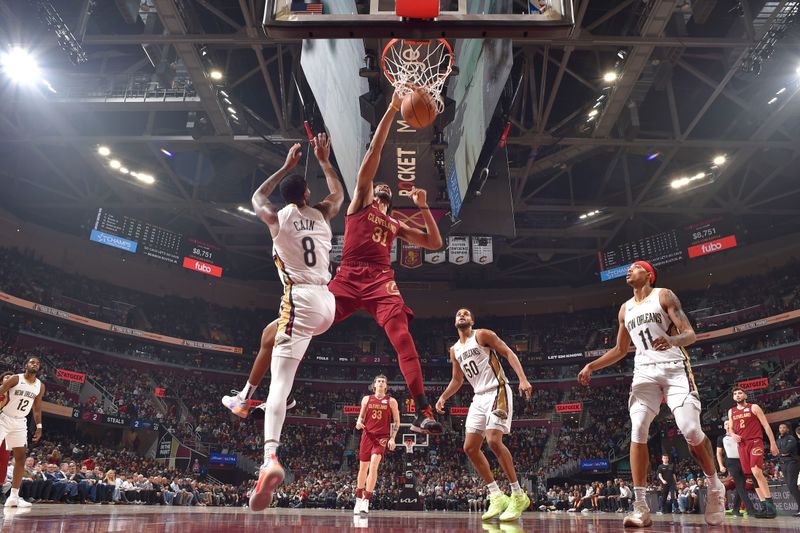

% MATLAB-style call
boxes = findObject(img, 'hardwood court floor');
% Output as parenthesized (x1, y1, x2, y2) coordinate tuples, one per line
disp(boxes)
(1, 505, 798, 532)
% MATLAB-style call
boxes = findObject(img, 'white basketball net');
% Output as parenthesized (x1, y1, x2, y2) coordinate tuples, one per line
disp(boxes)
(404, 440, 415, 453)
(382, 38, 454, 114)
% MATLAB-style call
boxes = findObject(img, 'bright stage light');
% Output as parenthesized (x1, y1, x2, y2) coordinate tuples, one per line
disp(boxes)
(109, 159, 121, 169)
(209, 69, 223, 80)
(713, 155, 726, 166)
(603, 71, 618, 83)
(97, 146, 111, 157)
(0, 47, 40, 85)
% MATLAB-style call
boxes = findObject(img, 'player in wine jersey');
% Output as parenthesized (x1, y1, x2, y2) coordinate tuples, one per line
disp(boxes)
(353, 374, 400, 515)
(728, 386, 779, 518)
(0, 356, 45, 508)
(577, 261, 725, 528)
(436, 309, 533, 521)
(328, 91, 443, 435)
(225, 134, 344, 512)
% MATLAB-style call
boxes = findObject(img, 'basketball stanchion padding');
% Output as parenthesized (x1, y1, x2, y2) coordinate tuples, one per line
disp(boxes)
(396, 0, 439, 19)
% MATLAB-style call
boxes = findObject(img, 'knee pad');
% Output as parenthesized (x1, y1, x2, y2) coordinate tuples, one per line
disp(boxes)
(673, 402, 704, 446)
(629, 405, 657, 444)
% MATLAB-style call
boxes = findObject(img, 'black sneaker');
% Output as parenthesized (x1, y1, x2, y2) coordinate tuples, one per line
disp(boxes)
(411, 412, 443, 435)
(753, 508, 767, 518)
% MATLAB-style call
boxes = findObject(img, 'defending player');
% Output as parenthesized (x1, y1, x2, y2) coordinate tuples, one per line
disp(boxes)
(353, 374, 400, 515)
(0, 356, 45, 508)
(728, 386, 779, 518)
(239, 133, 345, 512)
(577, 261, 725, 527)
(436, 308, 534, 521)
(328, 90, 444, 435)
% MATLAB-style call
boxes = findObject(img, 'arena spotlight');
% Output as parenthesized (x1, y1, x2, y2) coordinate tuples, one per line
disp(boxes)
(0, 47, 40, 85)
(159, 148, 174, 158)
(603, 71, 618, 83)
(647, 152, 660, 161)
(237, 205, 256, 216)
(713, 155, 727, 166)
(135, 173, 155, 185)
(119, 167, 129, 174)
(587, 109, 599, 118)
(209, 69, 223, 80)
(97, 146, 111, 157)
(109, 159, 121, 169)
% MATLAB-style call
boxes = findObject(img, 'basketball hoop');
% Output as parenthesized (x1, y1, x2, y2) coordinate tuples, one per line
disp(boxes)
(381, 38, 454, 114)
(403, 439, 415, 454)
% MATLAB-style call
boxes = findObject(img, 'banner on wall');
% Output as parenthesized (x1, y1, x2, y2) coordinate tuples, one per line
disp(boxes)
(331, 235, 345, 263)
(56, 368, 86, 383)
(470, 236, 493, 264)
(343, 405, 361, 415)
(447, 236, 470, 264)
(390, 240, 398, 263)
(556, 402, 583, 413)
(424, 249, 446, 264)
(400, 242, 423, 269)
(737, 377, 769, 391)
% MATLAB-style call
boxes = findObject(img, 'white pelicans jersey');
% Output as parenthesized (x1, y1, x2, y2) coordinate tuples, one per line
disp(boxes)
(624, 288, 686, 366)
(452, 331, 508, 394)
(272, 204, 332, 286)
(3, 374, 42, 418)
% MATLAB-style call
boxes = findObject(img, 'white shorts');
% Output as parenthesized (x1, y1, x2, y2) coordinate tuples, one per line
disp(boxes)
(0, 412, 28, 449)
(629, 360, 701, 416)
(465, 384, 513, 435)
(273, 284, 335, 360)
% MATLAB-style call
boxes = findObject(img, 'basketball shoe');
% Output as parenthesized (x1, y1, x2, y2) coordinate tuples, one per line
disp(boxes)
(223, 391, 296, 418)
(482, 493, 510, 520)
(704, 483, 726, 525)
(411, 406, 443, 435)
(3, 496, 32, 508)
(249, 454, 284, 512)
(353, 497, 364, 515)
(499, 492, 530, 521)
(622, 502, 652, 527)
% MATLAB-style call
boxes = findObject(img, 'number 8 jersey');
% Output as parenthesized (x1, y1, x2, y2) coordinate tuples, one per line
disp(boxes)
(3, 374, 42, 418)
(625, 288, 685, 366)
(272, 204, 332, 286)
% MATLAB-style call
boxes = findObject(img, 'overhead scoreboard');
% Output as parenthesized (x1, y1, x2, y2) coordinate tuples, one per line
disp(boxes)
(90, 208, 224, 277)
(599, 218, 738, 281)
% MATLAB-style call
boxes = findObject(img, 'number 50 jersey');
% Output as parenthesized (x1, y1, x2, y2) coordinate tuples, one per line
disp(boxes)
(624, 288, 686, 366)
(272, 204, 332, 287)
(452, 331, 508, 394)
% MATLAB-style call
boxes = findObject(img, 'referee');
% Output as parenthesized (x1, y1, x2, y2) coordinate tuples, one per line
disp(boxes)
(716, 420, 757, 516)
(777, 423, 800, 516)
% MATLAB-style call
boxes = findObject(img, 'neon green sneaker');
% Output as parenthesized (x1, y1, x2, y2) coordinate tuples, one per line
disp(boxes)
(482, 493, 510, 520)
(499, 492, 530, 521)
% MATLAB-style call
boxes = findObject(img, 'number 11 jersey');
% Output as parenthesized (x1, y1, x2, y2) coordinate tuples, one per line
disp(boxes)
(272, 204, 332, 286)
(624, 288, 685, 366)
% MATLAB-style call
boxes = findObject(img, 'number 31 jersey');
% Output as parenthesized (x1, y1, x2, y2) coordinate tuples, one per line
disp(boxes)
(3, 375, 42, 418)
(624, 288, 685, 366)
(273, 204, 332, 286)
(452, 331, 507, 394)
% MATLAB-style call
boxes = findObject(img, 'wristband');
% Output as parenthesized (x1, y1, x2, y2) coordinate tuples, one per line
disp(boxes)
(36, 424, 42, 429)
(389, 103, 400, 112)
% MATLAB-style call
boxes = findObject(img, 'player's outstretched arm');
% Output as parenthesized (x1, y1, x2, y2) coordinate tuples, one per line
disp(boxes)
(654, 289, 697, 349)
(32, 382, 45, 442)
(477, 329, 533, 400)
(436, 348, 464, 414)
(349, 91, 402, 215)
(397, 187, 444, 250)
(355, 395, 369, 430)
(578, 304, 631, 385)
(752, 404, 779, 456)
(310, 132, 345, 222)
(252, 143, 303, 236)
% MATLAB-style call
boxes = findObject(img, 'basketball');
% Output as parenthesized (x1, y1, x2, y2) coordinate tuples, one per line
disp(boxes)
(401, 90, 437, 129)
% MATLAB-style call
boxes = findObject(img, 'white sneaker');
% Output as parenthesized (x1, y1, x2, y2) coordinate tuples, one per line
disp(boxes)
(623, 502, 652, 528)
(361, 498, 370, 514)
(4, 497, 32, 508)
(353, 497, 363, 515)
(704, 486, 725, 526)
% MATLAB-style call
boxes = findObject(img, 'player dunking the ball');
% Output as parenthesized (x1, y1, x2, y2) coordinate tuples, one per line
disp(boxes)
(242, 133, 345, 511)
(577, 261, 725, 527)
(353, 374, 400, 515)
(728, 386, 779, 518)
(436, 308, 533, 521)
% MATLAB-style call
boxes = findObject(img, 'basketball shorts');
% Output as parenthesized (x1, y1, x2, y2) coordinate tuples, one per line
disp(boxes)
(274, 284, 335, 360)
(359, 431, 390, 462)
(737, 438, 765, 475)
(465, 384, 513, 435)
(629, 360, 701, 416)
(328, 264, 413, 327)
(0, 412, 28, 449)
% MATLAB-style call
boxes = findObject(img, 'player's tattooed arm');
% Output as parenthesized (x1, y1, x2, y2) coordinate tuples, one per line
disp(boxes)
(311, 133, 345, 221)
(397, 188, 443, 250)
(478, 329, 532, 400)
(752, 404, 779, 456)
(0, 374, 19, 396)
(252, 143, 303, 235)
(655, 289, 697, 349)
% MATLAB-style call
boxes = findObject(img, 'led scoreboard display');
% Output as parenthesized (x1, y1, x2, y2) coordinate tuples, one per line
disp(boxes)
(90, 209, 224, 277)
(599, 218, 737, 281)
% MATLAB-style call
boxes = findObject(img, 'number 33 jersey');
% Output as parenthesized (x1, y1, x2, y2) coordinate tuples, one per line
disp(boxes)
(3, 375, 41, 418)
(452, 331, 508, 394)
(273, 204, 332, 286)
(625, 288, 686, 366)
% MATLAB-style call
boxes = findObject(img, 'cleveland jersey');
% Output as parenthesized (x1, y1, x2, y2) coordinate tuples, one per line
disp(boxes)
(340, 203, 399, 267)
(624, 288, 686, 366)
(452, 331, 508, 395)
(730, 403, 763, 441)
(2, 374, 41, 418)
(363, 394, 391, 436)
(272, 204, 332, 286)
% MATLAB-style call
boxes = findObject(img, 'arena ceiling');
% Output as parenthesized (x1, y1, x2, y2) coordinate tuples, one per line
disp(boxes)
(1, 0, 800, 288)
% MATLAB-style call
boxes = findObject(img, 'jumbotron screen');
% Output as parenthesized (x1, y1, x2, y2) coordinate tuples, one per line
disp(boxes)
(89, 208, 225, 278)
(599, 218, 738, 281)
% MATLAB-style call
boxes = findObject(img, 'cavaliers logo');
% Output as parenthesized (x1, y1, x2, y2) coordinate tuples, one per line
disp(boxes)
(379, 438, 388, 447)
(386, 281, 400, 296)
(751, 447, 764, 456)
